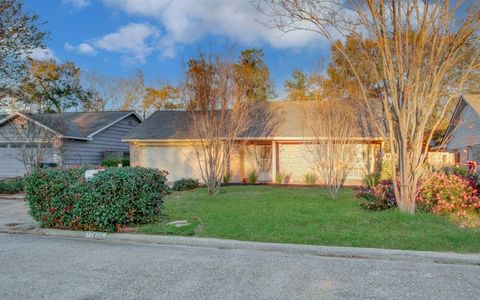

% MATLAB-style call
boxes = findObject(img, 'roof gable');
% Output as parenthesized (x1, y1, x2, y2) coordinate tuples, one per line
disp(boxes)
(444, 95, 479, 141)
(0, 111, 141, 140)
(443, 94, 480, 149)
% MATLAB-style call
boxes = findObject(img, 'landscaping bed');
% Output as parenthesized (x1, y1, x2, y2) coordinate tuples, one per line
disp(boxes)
(138, 186, 480, 253)
(0, 178, 24, 194)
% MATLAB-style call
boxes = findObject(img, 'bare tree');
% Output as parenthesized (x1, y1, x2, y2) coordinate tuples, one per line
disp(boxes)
(82, 70, 147, 115)
(307, 100, 356, 199)
(181, 51, 254, 195)
(81, 71, 119, 111)
(260, 0, 480, 213)
(0, 114, 63, 173)
(120, 70, 146, 116)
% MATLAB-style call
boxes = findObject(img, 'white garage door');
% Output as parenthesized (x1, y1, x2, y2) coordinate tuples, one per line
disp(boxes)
(0, 148, 27, 178)
(139, 145, 201, 181)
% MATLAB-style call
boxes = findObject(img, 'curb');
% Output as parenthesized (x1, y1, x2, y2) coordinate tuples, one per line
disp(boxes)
(2, 228, 480, 266)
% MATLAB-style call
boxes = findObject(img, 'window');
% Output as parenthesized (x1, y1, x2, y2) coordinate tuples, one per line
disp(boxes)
(454, 152, 461, 164)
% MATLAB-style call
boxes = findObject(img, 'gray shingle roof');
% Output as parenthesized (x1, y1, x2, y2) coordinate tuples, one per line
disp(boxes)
(124, 101, 383, 141)
(2, 111, 140, 139)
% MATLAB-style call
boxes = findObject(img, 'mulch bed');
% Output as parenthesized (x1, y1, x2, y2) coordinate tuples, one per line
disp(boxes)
(221, 183, 358, 189)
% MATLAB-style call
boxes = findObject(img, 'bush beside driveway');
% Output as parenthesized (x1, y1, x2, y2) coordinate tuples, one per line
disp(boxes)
(25, 167, 169, 232)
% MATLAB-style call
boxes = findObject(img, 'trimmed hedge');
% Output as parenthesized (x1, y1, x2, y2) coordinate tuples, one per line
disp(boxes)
(25, 167, 168, 232)
(100, 158, 130, 167)
(0, 178, 24, 194)
(172, 177, 199, 191)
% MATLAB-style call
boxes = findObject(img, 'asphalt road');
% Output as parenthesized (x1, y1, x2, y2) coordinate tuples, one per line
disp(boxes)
(0, 233, 479, 300)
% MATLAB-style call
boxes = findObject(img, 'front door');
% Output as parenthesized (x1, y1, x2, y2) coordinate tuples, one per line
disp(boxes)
(256, 145, 272, 182)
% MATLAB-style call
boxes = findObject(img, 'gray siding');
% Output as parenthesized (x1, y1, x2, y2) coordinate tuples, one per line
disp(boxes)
(447, 105, 480, 150)
(62, 115, 140, 165)
(0, 115, 58, 177)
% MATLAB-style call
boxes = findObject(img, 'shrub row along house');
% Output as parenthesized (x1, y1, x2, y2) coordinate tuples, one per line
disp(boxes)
(123, 101, 384, 185)
(0, 111, 141, 177)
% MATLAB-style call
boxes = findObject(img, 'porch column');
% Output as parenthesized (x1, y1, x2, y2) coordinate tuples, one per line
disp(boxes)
(239, 147, 245, 181)
(370, 143, 375, 173)
(130, 143, 140, 167)
(271, 141, 277, 182)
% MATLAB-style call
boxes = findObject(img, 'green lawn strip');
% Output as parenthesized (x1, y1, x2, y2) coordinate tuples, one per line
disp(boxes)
(137, 186, 480, 253)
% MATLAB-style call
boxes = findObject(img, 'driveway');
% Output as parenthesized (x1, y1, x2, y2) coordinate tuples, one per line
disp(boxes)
(1, 233, 479, 300)
(0, 195, 37, 231)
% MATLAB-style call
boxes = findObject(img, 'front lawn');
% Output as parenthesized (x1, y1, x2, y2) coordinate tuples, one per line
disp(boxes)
(138, 186, 480, 253)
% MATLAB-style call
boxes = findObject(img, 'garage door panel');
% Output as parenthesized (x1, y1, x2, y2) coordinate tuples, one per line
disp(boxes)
(139, 146, 201, 181)
(0, 148, 26, 177)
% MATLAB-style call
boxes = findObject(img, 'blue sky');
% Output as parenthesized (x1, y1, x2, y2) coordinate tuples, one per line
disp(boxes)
(25, 0, 331, 97)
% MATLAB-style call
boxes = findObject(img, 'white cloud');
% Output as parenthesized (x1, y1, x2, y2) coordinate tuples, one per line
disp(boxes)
(102, 0, 325, 53)
(29, 48, 59, 62)
(158, 37, 176, 59)
(65, 42, 97, 56)
(94, 23, 160, 64)
(62, 0, 91, 9)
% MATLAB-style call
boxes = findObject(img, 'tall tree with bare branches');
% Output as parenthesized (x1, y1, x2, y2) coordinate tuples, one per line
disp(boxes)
(260, 0, 480, 213)
(181, 52, 254, 195)
(307, 100, 356, 199)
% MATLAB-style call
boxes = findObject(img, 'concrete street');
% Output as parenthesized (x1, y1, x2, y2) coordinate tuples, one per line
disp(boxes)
(1, 233, 479, 300)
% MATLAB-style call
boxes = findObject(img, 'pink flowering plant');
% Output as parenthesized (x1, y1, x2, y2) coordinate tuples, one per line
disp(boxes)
(356, 172, 480, 220)
(417, 173, 480, 217)
(355, 179, 397, 210)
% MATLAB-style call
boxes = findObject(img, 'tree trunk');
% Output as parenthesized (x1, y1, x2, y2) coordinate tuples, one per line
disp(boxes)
(396, 140, 417, 214)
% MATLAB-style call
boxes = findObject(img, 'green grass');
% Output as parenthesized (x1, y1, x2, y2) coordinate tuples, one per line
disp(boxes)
(137, 186, 480, 253)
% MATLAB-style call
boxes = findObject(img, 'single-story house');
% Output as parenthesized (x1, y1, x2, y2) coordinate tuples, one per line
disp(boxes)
(445, 94, 480, 165)
(0, 111, 141, 177)
(123, 101, 384, 184)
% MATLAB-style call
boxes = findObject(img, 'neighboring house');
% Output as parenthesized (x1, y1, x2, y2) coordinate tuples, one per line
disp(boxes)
(445, 94, 480, 165)
(0, 111, 141, 177)
(123, 101, 384, 184)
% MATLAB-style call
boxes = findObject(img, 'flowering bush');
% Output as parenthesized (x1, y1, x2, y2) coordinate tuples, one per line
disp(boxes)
(465, 172, 480, 192)
(417, 173, 480, 217)
(356, 172, 480, 219)
(355, 180, 396, 210)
